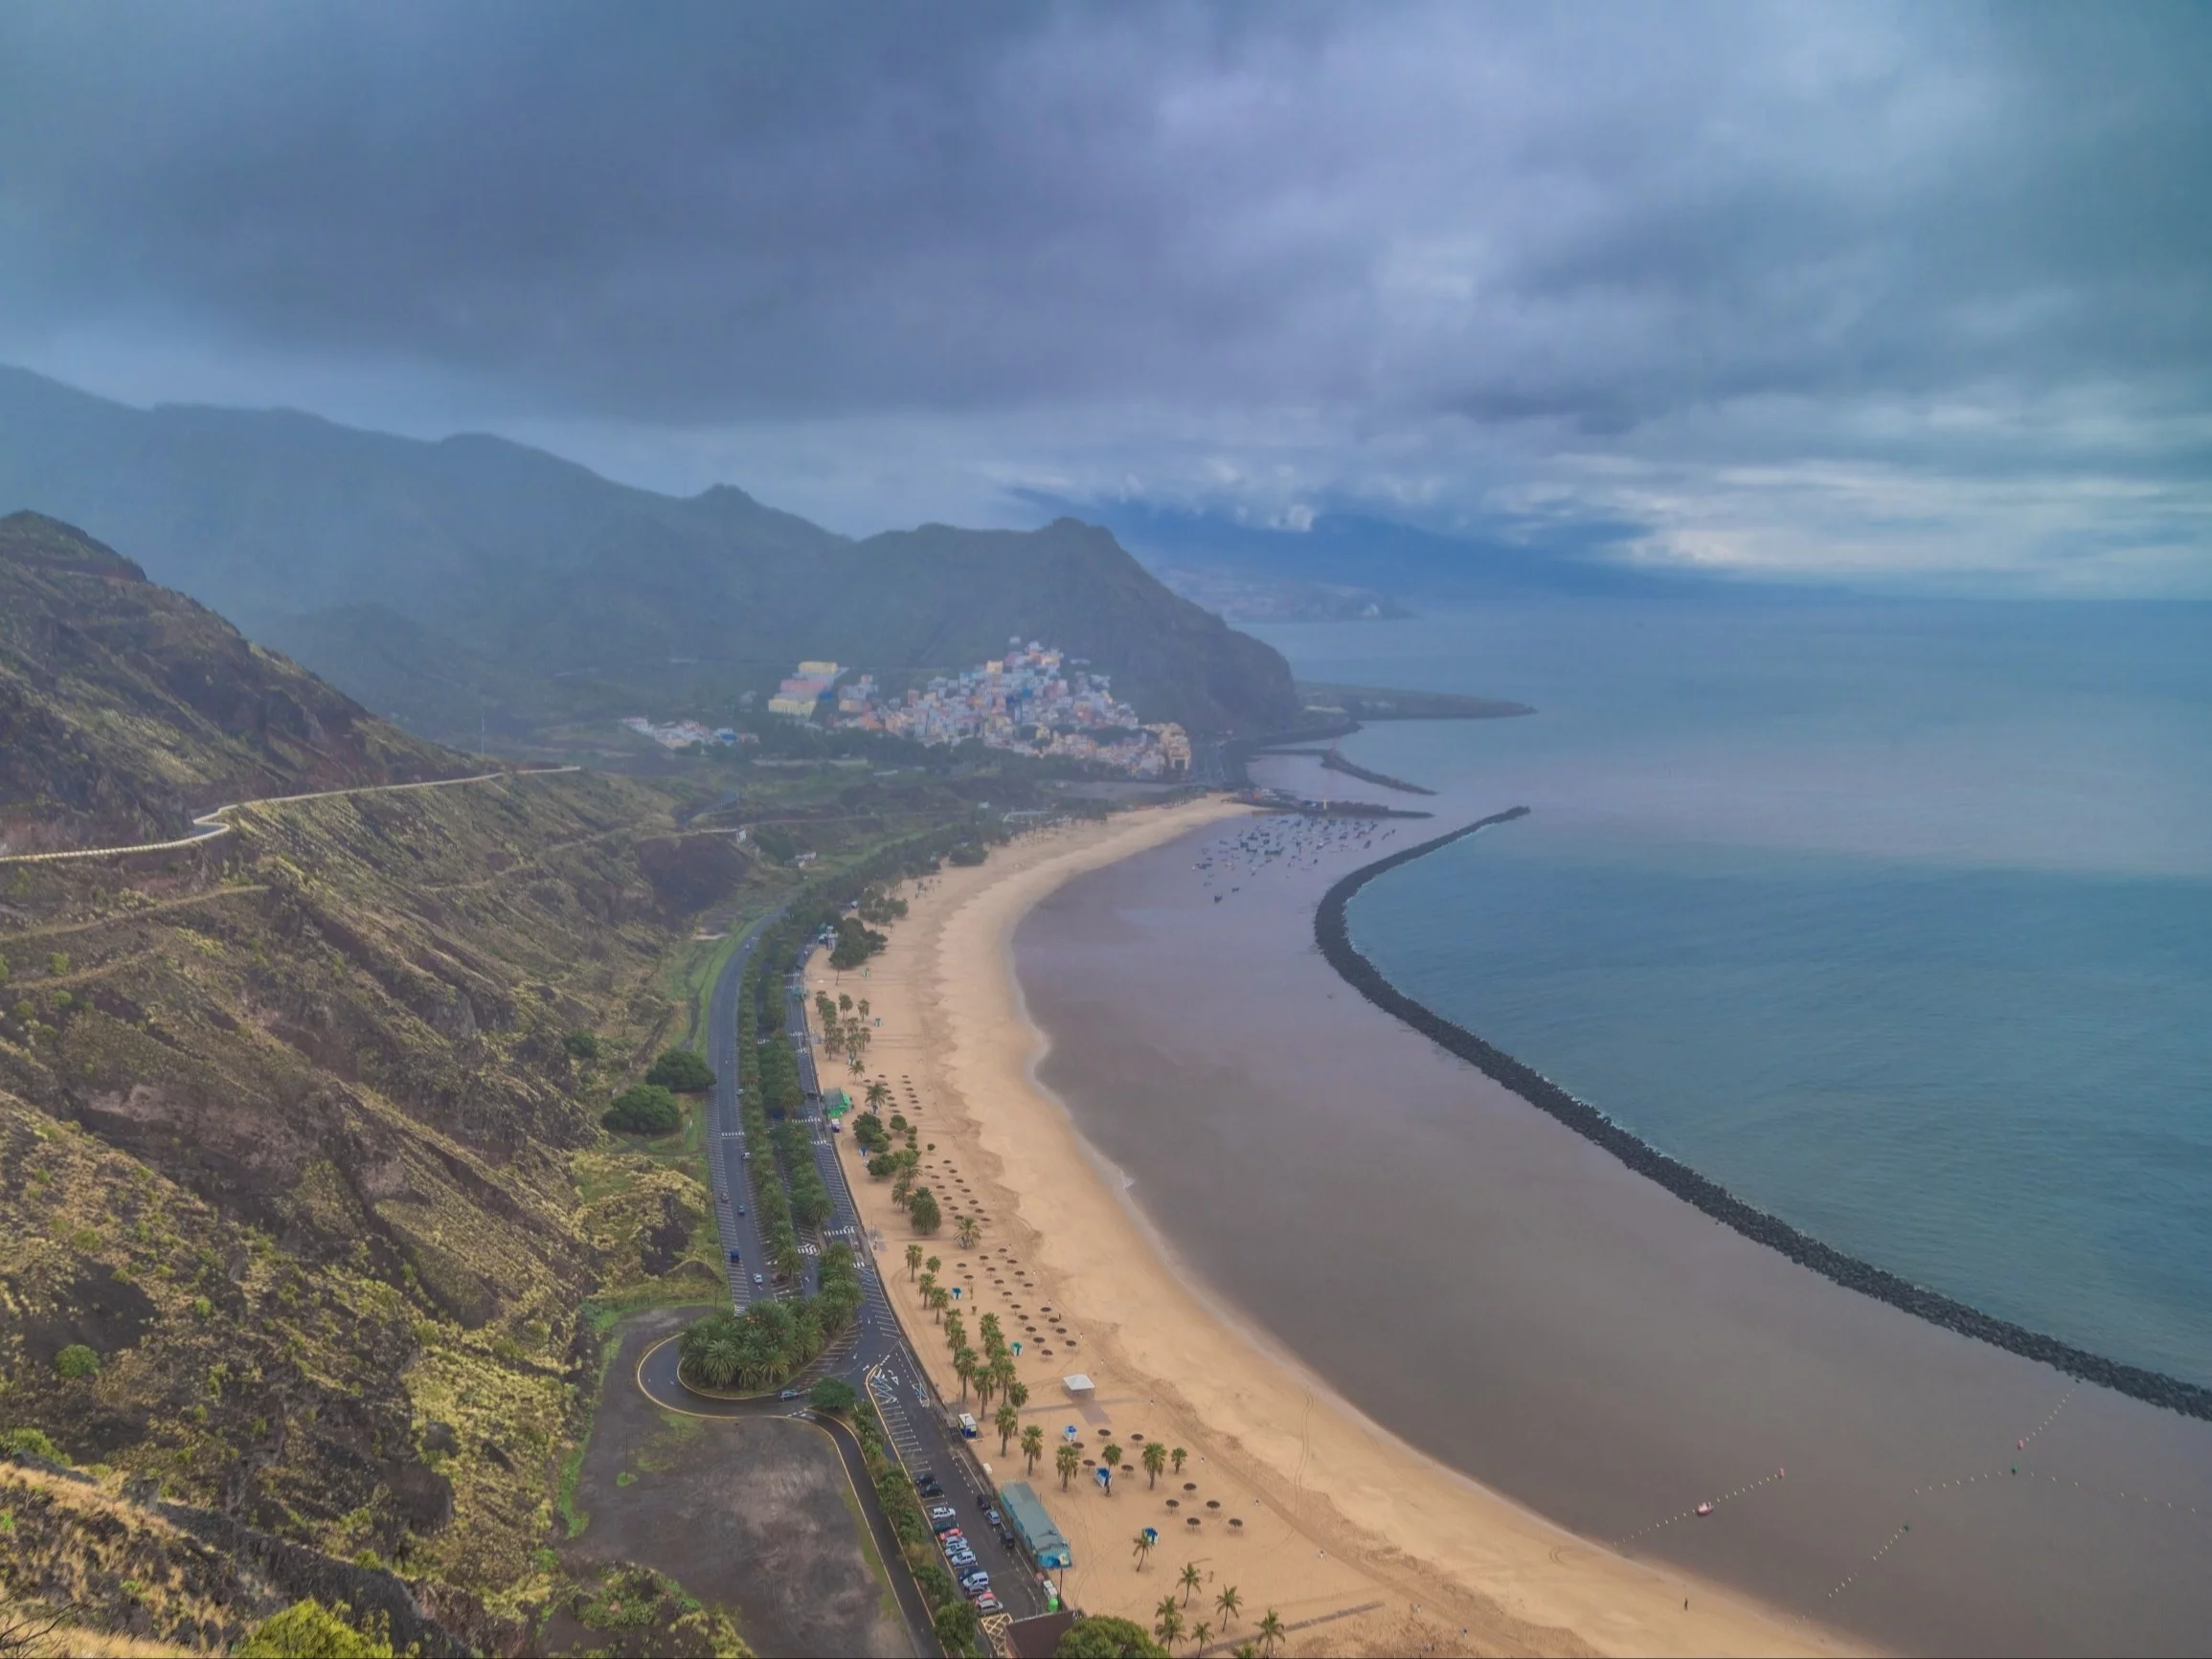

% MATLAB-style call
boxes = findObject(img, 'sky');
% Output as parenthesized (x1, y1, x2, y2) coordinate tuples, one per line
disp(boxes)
(2, 1, 2208, 594)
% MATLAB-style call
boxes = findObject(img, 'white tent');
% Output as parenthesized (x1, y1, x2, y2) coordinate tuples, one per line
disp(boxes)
(1063, 1373, 1095, 1394)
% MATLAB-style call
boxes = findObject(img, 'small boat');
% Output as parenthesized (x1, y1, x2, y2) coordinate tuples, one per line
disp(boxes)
(1695, 1502, 1715, 1517)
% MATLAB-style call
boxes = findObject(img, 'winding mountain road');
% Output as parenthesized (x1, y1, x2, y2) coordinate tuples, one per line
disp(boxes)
(0, 765, 583, 864)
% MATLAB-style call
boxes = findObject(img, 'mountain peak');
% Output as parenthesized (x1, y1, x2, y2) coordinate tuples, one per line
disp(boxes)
(0, 510, 147, 581)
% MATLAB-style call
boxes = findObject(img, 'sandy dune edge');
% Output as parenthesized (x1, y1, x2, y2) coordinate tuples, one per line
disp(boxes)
(819, 802, 1848, 1657)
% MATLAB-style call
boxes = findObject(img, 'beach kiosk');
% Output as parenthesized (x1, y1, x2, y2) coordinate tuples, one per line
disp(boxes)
(999, 1481, 1072, 1570)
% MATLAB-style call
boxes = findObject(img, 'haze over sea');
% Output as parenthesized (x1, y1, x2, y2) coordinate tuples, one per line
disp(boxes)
(1249, 598, 2212, 1388)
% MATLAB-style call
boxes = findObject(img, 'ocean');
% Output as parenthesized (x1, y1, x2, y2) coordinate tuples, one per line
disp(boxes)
(1246, 598, 2212, 1389)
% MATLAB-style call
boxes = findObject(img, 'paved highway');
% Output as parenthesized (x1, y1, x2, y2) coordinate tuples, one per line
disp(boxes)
(686, 916, 1054, 1648)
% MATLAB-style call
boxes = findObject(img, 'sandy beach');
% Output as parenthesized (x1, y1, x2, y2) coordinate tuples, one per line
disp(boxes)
(812, 800, 1834, 1657)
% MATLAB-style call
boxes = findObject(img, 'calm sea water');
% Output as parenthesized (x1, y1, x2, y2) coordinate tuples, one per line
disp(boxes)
(1248, 600, 2212, 1386)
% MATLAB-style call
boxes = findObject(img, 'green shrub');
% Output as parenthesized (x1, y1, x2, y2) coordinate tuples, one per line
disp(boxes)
(55, 1344, 100, 1379)
(644, 1048, 716, 1093)
(808, 1378, 857, 1415)
(236, 1599, 395, 1658)
(947, 843, 987, 866)
(2, 1426, 62, 1463)
(563, 1030, 601, 1061)
(602, 1084, 682, 1135)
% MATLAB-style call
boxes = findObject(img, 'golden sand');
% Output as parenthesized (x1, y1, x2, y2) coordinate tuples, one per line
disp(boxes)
(812, 801, 1848, 1657)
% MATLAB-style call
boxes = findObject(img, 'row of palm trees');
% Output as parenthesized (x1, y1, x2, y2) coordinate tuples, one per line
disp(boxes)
(812, 988, 874, 1074)
(1106, 1564, 1283, 1657)
(677, 1241, 863, 1390)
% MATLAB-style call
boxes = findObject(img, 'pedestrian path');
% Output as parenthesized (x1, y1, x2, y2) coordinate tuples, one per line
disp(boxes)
(869, 1367, 934, 1473)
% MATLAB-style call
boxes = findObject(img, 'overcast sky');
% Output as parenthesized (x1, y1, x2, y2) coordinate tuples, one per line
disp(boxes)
(3, 2, 2208, 593)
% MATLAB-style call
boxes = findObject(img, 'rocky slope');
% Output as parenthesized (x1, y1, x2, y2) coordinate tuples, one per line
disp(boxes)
(0, 512, 458, 856)
(0, 533, 769, 1648)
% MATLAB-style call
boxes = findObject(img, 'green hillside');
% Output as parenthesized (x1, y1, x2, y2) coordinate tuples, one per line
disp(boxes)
(0, 512, 461, 854)
(0, 367, 1299, 741)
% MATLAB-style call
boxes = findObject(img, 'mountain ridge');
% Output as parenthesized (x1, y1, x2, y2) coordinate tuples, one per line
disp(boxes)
(0, 367, 1298, 741)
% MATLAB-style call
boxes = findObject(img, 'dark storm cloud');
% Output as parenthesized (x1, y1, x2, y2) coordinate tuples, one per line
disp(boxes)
(1, 2, 2208, 586)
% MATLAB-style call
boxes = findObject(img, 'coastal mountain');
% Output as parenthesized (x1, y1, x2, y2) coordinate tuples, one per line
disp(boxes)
(0, 367, 1300, 741)
(0, 524, 764, 1647)
(0, 511, 458, 855)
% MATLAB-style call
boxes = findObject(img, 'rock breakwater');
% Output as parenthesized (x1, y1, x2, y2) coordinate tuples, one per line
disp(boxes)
(1315, 810, 2212, 1424)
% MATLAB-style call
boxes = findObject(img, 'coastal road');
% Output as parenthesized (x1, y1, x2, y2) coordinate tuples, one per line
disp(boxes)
(684, 922, 1054, 1631)
(784, 968, 1053, 1630)
(785, 939, 1054, 1622)
(705, 904, 792, 1310)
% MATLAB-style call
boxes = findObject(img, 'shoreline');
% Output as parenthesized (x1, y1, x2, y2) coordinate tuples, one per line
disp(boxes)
(820, 801, 1840, 1657)
(1315, 814, 2212, 1424)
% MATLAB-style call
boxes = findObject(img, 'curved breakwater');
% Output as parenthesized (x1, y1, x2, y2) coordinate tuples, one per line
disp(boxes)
(1315, 809, 2212, 1424)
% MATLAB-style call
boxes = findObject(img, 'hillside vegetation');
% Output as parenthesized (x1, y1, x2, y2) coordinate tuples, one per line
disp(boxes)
(0, 513, 457, 855)
(0, 368, 1299, 741)
(0, 532, 801, 1648)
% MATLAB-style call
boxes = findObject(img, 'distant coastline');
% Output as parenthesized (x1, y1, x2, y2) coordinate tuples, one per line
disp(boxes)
(1314, 811, 2212, 1424)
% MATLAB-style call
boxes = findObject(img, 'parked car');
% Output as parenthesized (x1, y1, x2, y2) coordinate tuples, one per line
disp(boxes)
(998, 1528, 1017, 1550)
(779, 1388, 801, 1400)
(752, 1273, 764, 1286)
(983, 1507, 1002, 1529)
(946, 1547, 978, 1567)
(727, 1249, 742, 1264)
(959, 1572, 990, 1593)
(974, 1595, 1003, 1615)
(932, 1518, 961, 1536)
(915, 1474, 942, 1497)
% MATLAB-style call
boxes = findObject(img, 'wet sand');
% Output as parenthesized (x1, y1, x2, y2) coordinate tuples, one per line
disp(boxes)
(821, 801, 1830, 1658)
(1015, 778, 2212, 1655)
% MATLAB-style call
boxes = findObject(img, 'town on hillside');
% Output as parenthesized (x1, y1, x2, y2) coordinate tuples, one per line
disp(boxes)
(770, 639, 1192, 777)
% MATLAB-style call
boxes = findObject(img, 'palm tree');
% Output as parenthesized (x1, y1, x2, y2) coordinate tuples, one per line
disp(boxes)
(867, 1079, 892, 1112)
(1215, 1585, 1241, 1630)
(1006, 1379, 1029, 1411)
(928, 1286, 950, 1323)
(1143, 1442, 1169, 1488)
(905, 1243, 923, 1280)
(996, 1402, 1020, 1454)
(954, 1349, 976, 1402)
(1056, 1443, 1081, 1490)
(1179, 1561, 1203, 1606)
(1257, 1608, 1285, 1657)
(1100, 1443, 1122, 1487)
(926, 1255, 941, 1277)
(1189, 1624, 1212, 1656)
(1132, 1533, 1154, 1571)
(1171, 1446, 1187, 1476)
(1154, 1598, 1184, 1649)
(956, 1214, 982, 1249)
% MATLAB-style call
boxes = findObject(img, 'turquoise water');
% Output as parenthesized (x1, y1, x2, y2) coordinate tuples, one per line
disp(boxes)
(1248, 601, 2212, 1386)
